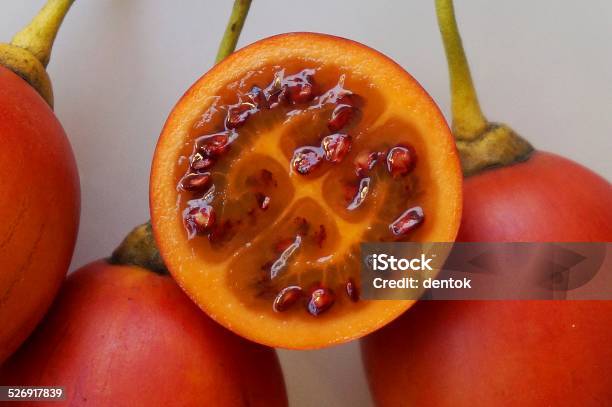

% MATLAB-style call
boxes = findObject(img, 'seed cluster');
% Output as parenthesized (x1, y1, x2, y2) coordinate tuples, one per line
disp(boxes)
(179, 69, 320, 239)
(290, 91, 357, 175)
(260, 215, 360, 316)
(179, 67, 427, 317)
(271, 282, 355, 317)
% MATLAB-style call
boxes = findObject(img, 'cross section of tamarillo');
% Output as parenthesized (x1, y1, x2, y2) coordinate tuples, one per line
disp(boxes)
(150, 33, 462, 349)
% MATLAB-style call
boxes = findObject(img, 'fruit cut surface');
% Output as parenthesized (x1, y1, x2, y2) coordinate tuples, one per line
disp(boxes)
(151, 33, 462, 348)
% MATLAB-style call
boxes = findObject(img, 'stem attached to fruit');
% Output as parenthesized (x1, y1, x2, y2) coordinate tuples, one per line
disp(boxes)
(434, 0, 533, 176)
(215, 0, 252, 63)
(0, 0, 75, 107)
(434, 0, 486, 140)
(110, 222, 167, 274)
(11, 0, 75, 69)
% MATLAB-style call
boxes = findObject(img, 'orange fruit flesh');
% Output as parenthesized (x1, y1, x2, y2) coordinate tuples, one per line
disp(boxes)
(151, 33, 462, 349)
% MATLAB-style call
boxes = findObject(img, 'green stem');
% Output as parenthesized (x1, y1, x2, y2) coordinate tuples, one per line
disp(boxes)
(435, 0, 487, 140)
(11, 0, 75, 68)
(215, 0, 252, 63)
(434, 0, 533, 176)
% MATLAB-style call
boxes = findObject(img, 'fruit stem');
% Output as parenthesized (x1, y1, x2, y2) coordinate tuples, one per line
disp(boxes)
(11, 0, 75, 69)
(0, 0, 75, 106)
(110, 222, 167, 275)
(434, 0, 534, 175)
(434, 0, 487, 140)
(215, 0, 252, 63)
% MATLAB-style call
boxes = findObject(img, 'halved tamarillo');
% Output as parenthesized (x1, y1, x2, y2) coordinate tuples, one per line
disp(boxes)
(150, 33, 463, 349)
(362, 1, 612, 405)
(0, 224, 287, 407)
(0, 0, 79, 363)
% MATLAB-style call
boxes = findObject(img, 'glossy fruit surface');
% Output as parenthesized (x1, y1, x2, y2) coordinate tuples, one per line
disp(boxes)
(0, 261, 288, 407)
(362, 0, 612, 404)
(150, 32, 462, 349)
(459, 151, 612, 241)
(362, 299, 612, 406)
(0, 66, 79, 363)
(362, 155, 612, 405)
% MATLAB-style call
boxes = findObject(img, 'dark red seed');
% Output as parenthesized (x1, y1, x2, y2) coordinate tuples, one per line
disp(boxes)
(314, 224, 327, 248)
(191, 154, 215, 171)
(322, 134, 352, 163)
(287, 83, 314, 104)
(255, 192, 271, 210)
(197, 132, 231, 157)
(354, 151, 382, 176)
(346, 278, 359, 302)
(264, 88, 285, 108)
(347, 177, 371, 211)
(273, 286, 303, 312)
(291, 146, 324, 175)
(179, 172, 211, 192)
(390, 206, 424, 236)
(307, 287, 335, 316)
(183, 204, 216, 237)
(226, 102, 256, 129)
(284, 70, 315, 104)
(386, 145, 417, 177)
(247, 86, 266, 107)
(328, 104, 354, 132)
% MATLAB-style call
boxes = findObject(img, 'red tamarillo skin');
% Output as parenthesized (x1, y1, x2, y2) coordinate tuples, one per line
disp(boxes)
(0, 261, 288, 407)
(459, 151, 612, 242)
(361, 0, 612, 405)
(363, 157, 612, 405)
(0, 66, 79, 363)
(362, 300, 612, 406)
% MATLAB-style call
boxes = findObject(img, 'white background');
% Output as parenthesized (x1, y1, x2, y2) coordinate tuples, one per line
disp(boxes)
(3, 1, 611, 406)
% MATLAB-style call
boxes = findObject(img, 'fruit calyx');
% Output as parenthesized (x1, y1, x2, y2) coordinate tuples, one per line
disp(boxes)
(0, 0, 74, 107)
(435, 0, 533, 176)
(110, 222, 167, 275)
